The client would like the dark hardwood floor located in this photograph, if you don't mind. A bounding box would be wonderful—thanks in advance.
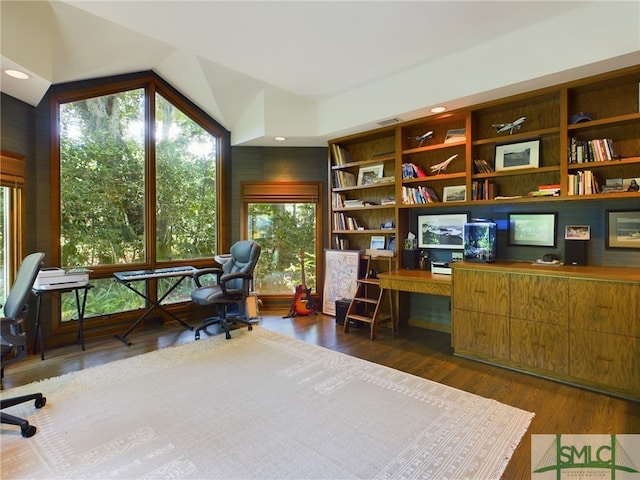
[3,311,639,479]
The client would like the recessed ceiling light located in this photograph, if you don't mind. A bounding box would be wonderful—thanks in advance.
[4,69,30,80]
[274,136,286,142]
[430,106,446,114]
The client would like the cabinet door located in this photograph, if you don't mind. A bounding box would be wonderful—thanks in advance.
[569,280,639,337]
[510,274,568,326]
[452,309,509,360]
[510,318,569,375]
[570,329,639,395]
[453,269,509,316]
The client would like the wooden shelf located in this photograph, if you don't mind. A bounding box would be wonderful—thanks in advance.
[329,65,640,263]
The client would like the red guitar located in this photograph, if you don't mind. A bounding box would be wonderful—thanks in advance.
[285,250,316,317]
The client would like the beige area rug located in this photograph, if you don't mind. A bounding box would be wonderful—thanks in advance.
[1,327,534,479]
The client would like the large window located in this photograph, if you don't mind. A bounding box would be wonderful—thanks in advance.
[242,182,321,298]
[54,75,226,322]
[0,152,25,301]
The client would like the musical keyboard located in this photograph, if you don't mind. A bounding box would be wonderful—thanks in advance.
[113,266,197,345]
[113,266,196,283]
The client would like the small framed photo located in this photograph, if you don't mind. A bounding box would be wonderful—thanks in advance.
[369,235,385,250]
[495,140,540,171]
[606,210,640,249]
[443,185,466,202]
[418,213,468,249]
[508,212,557,247]
[565,225,590,240]
[357,164,384,186]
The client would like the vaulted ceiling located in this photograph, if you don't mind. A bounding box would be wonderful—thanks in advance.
[1,1,639,146]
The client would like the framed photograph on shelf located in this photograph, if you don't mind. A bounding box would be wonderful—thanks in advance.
[565,225,590,240]
[508,212,557,247]
[495,140,540,171]
[357,164,384,186]
[369,235,385,250]
[606,210,640,249]
[443,185,466,202]
[418,213,468,249]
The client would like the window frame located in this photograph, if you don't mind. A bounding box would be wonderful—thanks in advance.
[240,181,323,304]
[48,72,229,335]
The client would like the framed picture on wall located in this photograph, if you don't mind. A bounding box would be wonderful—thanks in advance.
[606,210,640,249]
[508,212,557,247]
[418,213,468,249]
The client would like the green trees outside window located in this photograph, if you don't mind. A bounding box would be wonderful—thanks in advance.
[57,79,222,321]
[248,203,317,296]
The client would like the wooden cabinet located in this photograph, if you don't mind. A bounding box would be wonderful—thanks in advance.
[452,268,509,361]
[568,279,640,396]
[509,274,569,375]
[453,311,509,361]
[451,262,640,401]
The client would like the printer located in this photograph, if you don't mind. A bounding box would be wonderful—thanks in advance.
[34,268,89,290]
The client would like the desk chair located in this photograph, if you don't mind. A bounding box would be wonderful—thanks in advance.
[191,241,261,340]
[1,252,47,438]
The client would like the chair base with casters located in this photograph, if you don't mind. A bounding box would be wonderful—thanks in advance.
[1,393,47,438]
[194,301,254,340]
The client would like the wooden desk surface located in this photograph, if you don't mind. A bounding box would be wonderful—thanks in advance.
[377,269,452,296]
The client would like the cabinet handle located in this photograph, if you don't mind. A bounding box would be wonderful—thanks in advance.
[532,342,546,348]
[475,289,486,294]
[596,356,613,362]
[476,331,486,336]
[595,305,612,310]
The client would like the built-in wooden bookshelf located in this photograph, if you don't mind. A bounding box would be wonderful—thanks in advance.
[328,66,640,263]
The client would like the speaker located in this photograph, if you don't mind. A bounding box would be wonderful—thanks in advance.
[402,250,420,269]
[565,239,589,266]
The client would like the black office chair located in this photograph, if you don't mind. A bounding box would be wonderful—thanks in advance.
[1,252,46,438]
[191,241,261,340]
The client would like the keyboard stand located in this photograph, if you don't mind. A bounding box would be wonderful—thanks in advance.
[114,271,194,346]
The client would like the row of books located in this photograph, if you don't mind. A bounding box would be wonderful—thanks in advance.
[471,179,496,200]
[332,235,350,250]
[568,171,599,195]
[331,144,353,166]
[401,185,439,205]
[568,138,619,164]
[473,159,494,173]
[333,212,363,230]
[334,170,356,188]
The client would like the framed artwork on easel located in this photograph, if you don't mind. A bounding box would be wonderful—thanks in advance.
[322,249,361,316]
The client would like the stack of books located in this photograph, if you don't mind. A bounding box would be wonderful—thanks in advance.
[528,184,561,197]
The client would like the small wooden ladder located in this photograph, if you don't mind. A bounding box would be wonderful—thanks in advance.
[343,254,394,340]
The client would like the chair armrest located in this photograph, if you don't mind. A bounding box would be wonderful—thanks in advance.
[193,267,224,287]
[0,317,27,346]
[218,271,253,296]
